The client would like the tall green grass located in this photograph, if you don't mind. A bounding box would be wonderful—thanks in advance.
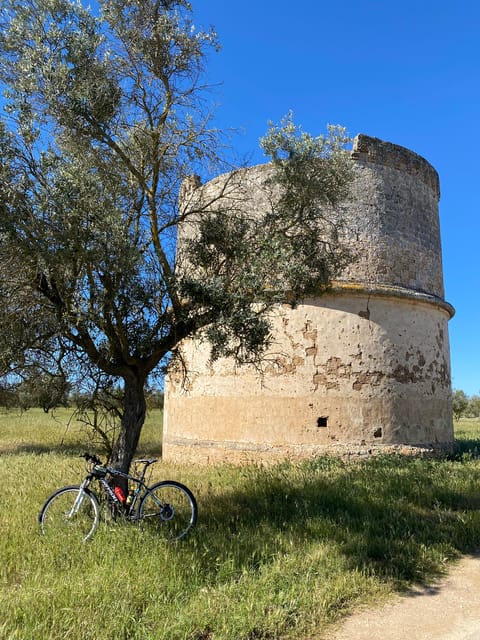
[1,410,480,639]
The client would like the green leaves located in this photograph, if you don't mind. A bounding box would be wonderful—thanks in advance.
[0,0,110,135]
[0,0,220,373]
[260,112,353,208]
[177,112,354,363]
[258,113,354,298]
[0,2,354,434]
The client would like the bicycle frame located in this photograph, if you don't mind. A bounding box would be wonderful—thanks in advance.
[39,453,198,542]
[85,459,157,517]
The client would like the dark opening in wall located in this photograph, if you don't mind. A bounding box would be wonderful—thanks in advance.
[317,416,328,428]
[373,427,382,438]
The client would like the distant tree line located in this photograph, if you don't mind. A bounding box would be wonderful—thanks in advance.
[0,374,164,459]
[452,389,480,421]
[0,377,164,414]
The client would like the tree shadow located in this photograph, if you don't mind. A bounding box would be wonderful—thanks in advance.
[0,442,87,457]
[190,456,480,591]
[454,436,480,458]
[0,441,161,458]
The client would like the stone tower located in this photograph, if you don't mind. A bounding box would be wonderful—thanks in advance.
[163,135,455,463]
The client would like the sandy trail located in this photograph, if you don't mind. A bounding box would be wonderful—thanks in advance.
[327,555,480,640]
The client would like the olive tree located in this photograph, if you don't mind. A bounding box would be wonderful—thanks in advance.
[452,389,469,422]
[468,395,480,418]
[0,0,353,474]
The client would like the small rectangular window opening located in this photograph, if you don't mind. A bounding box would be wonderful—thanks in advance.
[317,416,328,428]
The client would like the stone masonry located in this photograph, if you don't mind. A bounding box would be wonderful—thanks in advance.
[163,135,455,464]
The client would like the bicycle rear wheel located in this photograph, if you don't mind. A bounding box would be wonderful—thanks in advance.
[139,481,197,541]
[39,485,100,542]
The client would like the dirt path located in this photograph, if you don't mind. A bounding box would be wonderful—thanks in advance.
[327,555,480,640]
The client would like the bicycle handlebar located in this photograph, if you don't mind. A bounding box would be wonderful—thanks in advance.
[81,452,102,466]
[80,452,158,478]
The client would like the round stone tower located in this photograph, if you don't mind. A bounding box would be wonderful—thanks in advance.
[163,135,455,463]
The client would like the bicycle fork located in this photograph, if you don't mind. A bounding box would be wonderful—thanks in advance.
[68,480,91,518]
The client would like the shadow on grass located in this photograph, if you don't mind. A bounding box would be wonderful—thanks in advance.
[0,443,89,456]
[192,455,480,591]
[0,441,162,458]
[454,436,480,458]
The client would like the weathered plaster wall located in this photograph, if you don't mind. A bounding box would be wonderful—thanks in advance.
[163,135,455,463]
[340,136,444,297]
[163,292,453,463]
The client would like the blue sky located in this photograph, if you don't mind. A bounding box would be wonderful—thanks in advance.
[194,0,480,396]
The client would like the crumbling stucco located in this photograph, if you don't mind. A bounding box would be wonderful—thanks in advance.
[163,135,455,463]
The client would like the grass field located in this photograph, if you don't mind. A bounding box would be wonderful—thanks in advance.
[1,409,480,639]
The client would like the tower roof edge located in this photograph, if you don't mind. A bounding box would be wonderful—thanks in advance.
[351,134,440,199]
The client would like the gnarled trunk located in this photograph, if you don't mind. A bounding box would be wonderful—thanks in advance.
[110,372,147,480]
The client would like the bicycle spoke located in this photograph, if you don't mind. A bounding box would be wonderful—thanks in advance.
[39,487,99,542]
[139,482,197,541]
[38,455,196,546]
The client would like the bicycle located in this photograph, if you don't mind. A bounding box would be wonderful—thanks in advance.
[38,452,197,543]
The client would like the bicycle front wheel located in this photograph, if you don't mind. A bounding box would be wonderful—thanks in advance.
[139,481,197,541]
[39,485,100,542]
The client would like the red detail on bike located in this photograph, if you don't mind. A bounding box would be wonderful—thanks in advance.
[114,486,126,503]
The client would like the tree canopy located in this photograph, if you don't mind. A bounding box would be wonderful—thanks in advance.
[0,0,354,471]
[452,389,470,421]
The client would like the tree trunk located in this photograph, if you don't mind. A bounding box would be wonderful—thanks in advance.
[109,372,147,483]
